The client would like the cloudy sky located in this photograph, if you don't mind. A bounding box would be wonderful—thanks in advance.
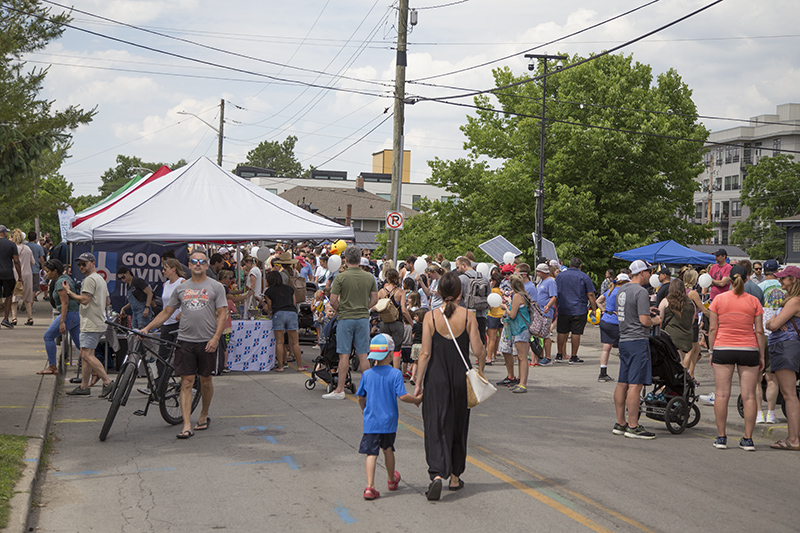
[28,0,800,196]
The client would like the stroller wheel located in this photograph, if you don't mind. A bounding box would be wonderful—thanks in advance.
[665,397,689,434]
[348,382,356,394]
[686,403,701,428]
[304,379,316,390]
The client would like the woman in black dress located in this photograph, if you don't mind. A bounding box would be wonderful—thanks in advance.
[414,270,485,500]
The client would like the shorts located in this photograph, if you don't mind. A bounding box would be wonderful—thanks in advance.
[358,432,396,455]
[618,339,652,385]
[486,316,502,330]
[557,313,587,336]
[711,348,759,367]
[380,320,404,352]
[272,310,299,331]
[768,340,800,373]
[692,321,699,343]
[0,278,14,298]
[336,318,370,355]
[411,344,421,361]
[499,329,528,355]
[401,347,412,364]
[599,320,620,347]
[173,340,218,377]
[80,331,104,350]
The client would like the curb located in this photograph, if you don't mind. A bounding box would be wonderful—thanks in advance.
[6,374,58,533]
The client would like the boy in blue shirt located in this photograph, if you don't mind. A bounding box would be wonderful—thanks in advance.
[357,334,421,500]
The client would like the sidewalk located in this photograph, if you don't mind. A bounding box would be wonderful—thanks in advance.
[1,300,62,533]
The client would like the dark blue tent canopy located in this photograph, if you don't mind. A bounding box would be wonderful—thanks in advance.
[613,240,716,266]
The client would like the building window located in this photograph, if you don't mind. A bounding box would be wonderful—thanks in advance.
[412,194,421,211]
[773,138,782,156]
[377,193,390,201]
[743,143,751,165]
[714,202,720,219]
[724,176,731,190]
[702,178,709,191]
[725,147,733,164]
[695,203,703,219]
[715,147,723,165]
[731,175,740,190]
[732,147,739,163]
[731,200,741,217]
[714,177,722,191]
[265,188,277,195]
[793,231,800,253]
[703,152,711,167]
[721,229,728,245]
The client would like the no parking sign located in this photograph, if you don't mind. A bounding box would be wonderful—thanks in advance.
[386,211,404,230]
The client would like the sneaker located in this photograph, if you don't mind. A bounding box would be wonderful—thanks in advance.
[1,318,13,328]
[539,358,553,366]
[624,424,656,440]
[612,423,627,435]
[554,354,564,363]
[598,374,615,382]
[755,411,765,424]
[766,411,777,424]
[66,386,90,396]
[507,377,520,387]
[739,437,755,451]
[496,376,516,386]
[322,391,346,400]
[568,356,584,365]
[511,385,527,393]
[699,392,715,406]
[99,380,115,399]
[713,436,727,449]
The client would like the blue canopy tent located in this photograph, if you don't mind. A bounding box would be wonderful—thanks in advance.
[613,240,716,266]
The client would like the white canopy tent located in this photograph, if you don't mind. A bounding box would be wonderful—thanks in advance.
[67,157,354,243]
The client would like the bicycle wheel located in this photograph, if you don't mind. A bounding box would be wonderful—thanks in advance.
[159,374,202,426]
[99,363,136,441]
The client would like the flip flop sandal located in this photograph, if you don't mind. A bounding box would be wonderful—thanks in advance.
[363,487,380,500]
[194,418,211,431]
[449,479,465,491]
[770,439,800,451]
[388,471,401,491]
[25,319,34,326]
[425,478,442,501]
[176,430,194,439]
[37,366,58,375]
[297,366,309,372]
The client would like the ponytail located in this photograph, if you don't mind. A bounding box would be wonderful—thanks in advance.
[438,271,462,318]
[730,272,745,295]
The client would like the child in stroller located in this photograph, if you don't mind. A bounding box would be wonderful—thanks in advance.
[304,315,357,394]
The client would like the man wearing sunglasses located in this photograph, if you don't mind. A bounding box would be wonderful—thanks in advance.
[141,250,228,439]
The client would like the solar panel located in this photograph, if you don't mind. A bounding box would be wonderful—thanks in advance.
[531,233,559,264]
[478,235,522,263]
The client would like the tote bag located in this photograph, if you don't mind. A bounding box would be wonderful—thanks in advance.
[439,308,496,408]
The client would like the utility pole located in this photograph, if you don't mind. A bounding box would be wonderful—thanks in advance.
[387,0,409,264]
[525,54,566,265]
[217,99,225,166]
[706,152,715,244]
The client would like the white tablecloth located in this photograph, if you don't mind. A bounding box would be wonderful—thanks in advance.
[227,320,276,372]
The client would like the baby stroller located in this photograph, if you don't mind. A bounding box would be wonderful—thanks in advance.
[640,328,701,434]
[304,318,356,394]
[297,282,318,345]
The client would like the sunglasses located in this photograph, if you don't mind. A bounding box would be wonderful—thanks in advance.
[77,262,88,267]
[190,258,208,265]
[754,268,762,271]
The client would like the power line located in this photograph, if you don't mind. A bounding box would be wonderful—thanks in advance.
[415,0,469,9]
[416,0,724,102]
[408,0,660,82]
[299,112,393,163]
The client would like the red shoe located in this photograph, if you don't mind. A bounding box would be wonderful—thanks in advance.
[388,471,401,491]
[363,487,380,500]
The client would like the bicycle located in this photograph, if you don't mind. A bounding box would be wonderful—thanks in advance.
[99,320,202,441]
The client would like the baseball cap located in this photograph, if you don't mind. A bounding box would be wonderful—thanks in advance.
[775,265,800,279]
[713,248,727,257]
[657,267,670,275]
[500,264,515,274]
[629,259,651,275]
[368,334,395,360]
[219,247,229,254]
[0,224,8,233]
[77,252,96,263]
[616,273,631,282]
[763,259,780,273]
[549,259,559,267]
[730,264,747,280]
[536,263,549,273]
[360,257,370,266]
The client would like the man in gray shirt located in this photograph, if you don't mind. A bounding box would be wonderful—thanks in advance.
[613,259,661,440]
[142,250,227,439]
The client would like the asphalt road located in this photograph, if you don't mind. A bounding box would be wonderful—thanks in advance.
[31,336,798,533]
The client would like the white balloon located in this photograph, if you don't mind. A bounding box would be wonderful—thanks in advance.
[379,270,385,282]
[414,257,428,275]
[503,252,515,265]
[232,250,243,262]
[649,274,661,288]
[327,254,341,273]
[698,273,713,289]
[487,292,502,308]
[250,246,259,257]
[256,247,270,262]
[476,263,491,277]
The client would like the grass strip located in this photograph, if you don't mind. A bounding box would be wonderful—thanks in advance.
[0,435,28,529]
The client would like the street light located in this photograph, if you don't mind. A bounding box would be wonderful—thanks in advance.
[177,99,225,166]
[525,54,566,265]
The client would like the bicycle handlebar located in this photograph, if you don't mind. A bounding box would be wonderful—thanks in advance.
[105,319,180,349]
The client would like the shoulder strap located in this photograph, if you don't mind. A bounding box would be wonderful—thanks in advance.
[440,308,470,372]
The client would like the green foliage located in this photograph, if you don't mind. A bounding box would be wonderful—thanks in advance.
[730,154,800,259]
[243,135,305,177]
[397,53,711,277]
[0,434,27,529]
[0,0,95,192]
[98,154,187,197]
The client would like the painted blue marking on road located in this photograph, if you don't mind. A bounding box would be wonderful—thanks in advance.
[24,458,38,463]
[239,425,284,444]
[333,500,357,524]
[282,455,299,471]
[224,455,299,470]
[54,471,101,476]
[263,436,277,444]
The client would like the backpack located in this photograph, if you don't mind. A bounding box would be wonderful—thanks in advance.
[289,275,307,306]
[375,288,401,323]
[462,271,490,311]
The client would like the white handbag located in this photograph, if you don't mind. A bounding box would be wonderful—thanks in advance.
[439,308,497,408]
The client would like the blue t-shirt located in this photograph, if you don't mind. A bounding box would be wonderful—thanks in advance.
[601,287,620,325]
[536,277,557,319]
[524,280,537,303]
[555,268,596,316]
[356,365,407,434]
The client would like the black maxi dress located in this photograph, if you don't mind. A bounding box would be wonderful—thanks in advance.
[422,310,471,481]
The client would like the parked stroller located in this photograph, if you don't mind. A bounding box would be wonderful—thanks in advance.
[297,282,319,345]
[304,318,357,394]
[640,328,701,434]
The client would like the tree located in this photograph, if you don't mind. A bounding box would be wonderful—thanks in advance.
[243,136,305,177]
[98,154,187,197]
[396,53,711,276]
[730,154,800,259]
[0,0,95,192]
